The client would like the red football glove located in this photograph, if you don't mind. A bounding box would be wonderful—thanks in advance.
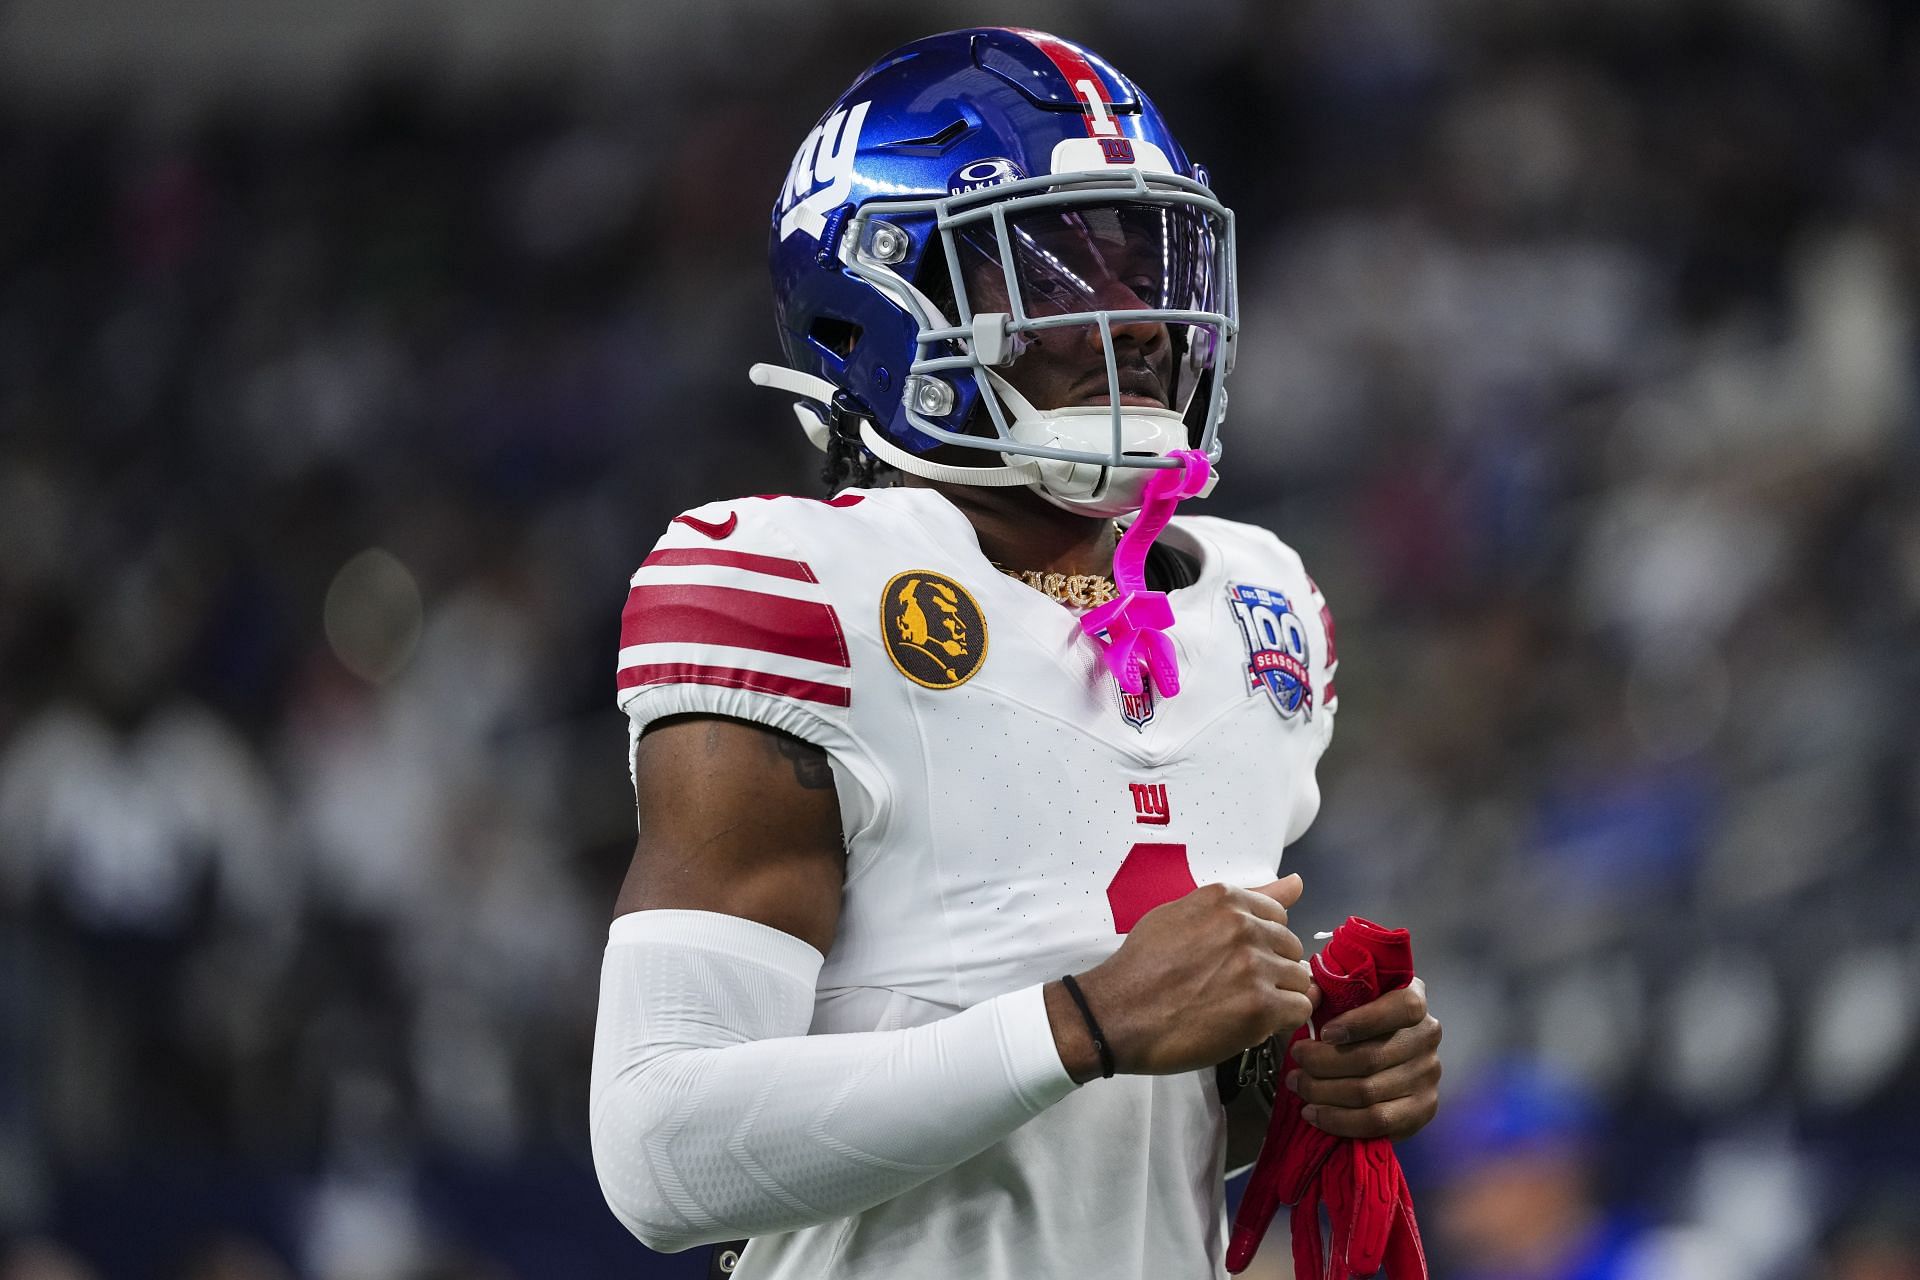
[1225,917,1428,1280]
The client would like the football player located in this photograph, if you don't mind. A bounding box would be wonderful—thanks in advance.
[591,28,1441,1278]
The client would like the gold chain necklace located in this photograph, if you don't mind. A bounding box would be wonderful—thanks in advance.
[997,567,1120,607]
[994,521,1124,608]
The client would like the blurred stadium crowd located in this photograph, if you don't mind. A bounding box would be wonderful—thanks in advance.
[2,1,1918,1277]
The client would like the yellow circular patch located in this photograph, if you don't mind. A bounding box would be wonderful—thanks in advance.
[880,571,988,690]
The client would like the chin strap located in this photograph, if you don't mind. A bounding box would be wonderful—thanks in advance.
[857,421,1042,487]
[748,362,1043,487]
[1078,450,1212,698]
[747,363,837,451]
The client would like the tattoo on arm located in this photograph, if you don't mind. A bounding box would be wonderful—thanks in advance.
[638,714,836,792]
[772,732,835,790]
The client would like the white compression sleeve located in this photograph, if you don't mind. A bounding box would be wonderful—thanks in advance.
[588,909,1078,1253]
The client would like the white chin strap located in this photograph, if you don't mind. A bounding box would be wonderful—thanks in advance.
[746,362,1217,510]
[747,363,838,452]
[859,421,1043,487]
[749,362,1042,486]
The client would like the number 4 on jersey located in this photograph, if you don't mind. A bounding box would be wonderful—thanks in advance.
[1108,841,1195,933]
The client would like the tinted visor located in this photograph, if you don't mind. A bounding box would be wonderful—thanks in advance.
[952,200,1225,325]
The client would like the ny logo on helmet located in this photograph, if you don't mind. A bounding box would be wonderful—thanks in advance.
[779,101,871,242]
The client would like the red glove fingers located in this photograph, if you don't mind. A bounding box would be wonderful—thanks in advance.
[1225,917,1429,1280]
[1226,1026,1336,1272]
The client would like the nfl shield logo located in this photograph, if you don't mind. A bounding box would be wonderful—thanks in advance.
[1115,675,1156,731]
[1227,582,1314,721]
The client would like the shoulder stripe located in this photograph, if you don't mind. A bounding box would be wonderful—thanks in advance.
[641,547,818,583]
[617,662,851,708]
[617,641,848,689]
[1307,575,1338,709]
[621,584,849,668]
[746,493,865,507]
[631,562,825,598]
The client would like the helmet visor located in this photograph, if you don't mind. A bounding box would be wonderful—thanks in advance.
[954,200,1224,322]
[939,196,1231,418]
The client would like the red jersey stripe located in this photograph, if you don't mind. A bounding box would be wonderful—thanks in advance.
[641,547,819,583]
[621,584,849,668]
[747,493,865,507]
[617,662,851,708]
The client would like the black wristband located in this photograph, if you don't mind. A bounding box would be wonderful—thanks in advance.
[1060,973,1115,1080]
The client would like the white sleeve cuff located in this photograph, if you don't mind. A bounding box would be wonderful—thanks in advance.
[608,907,826,970]
[990,980,1077,1111]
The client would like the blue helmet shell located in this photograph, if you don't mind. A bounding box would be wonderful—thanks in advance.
[768,28,1234,462]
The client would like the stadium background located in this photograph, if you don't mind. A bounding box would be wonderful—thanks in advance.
[2,0,1917,1276]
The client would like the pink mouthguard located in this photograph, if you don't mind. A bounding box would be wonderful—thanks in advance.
[1079,449,1213,698]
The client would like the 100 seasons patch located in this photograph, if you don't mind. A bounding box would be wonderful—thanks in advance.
[880,571,988,690]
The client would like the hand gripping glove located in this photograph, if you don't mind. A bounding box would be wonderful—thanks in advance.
[1225,917,1428,1280]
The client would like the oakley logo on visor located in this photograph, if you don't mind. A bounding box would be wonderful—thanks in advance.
[949,157,1026,195]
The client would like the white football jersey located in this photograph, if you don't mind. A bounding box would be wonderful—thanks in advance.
[615,485,1338,1279]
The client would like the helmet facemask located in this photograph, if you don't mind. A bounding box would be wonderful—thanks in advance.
[842,168,1237,515]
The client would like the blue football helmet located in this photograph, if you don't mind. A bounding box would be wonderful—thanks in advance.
[751,27,1237,515]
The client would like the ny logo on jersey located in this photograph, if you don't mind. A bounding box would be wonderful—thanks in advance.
[1129,782,1170,826]
[779,100,870,242]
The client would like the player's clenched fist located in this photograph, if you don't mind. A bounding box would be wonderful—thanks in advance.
[1047,875,1317,1083]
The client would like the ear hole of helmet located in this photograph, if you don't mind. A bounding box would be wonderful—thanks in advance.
[808,315,863,360]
